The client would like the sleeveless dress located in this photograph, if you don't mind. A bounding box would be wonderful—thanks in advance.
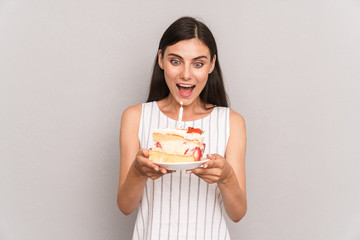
[133,101,231,240]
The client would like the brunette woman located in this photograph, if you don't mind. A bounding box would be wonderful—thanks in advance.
[117,16,247,240]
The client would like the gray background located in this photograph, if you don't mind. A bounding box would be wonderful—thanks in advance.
[1,0,359,239]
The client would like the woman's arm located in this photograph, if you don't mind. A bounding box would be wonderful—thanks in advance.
[117,104,170,215]
[190,109,247,222]
[219,110,247,221]
[117,104,145,215]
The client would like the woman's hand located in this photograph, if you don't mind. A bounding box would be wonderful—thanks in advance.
[189,154,233,184]
[133,149,173,180]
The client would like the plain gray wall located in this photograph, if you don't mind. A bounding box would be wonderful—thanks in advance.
[1,0,359,239]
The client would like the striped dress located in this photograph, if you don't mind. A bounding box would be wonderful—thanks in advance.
[133,101,230,240]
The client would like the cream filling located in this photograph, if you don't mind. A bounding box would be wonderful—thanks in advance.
[154,128,203,142]
[151,140,202,155]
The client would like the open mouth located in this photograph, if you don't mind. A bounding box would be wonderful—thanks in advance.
[176,84,195,98]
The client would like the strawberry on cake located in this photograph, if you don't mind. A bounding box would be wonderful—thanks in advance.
[149,127,206,163]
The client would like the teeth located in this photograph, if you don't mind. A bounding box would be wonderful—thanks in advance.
[178,84,194,88]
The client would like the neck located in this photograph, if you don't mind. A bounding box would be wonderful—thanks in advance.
[165,95,202,110]
[158,95,211,122]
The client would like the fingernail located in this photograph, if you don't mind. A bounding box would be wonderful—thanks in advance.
[161,169,166,174]
[154,167,159,171]
[203,164,208,169]
[186,170,191,174]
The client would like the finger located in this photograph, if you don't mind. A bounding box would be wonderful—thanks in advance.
[152,165,160,172]
[149,173,164,180]
[201,160,217,169]
[145,167,166,178]
[149,169,174,178]
[137,154,160,172]
[206,157,226,169]
[192,168,223,179]
[159,167,177,174]
[192,169,219,182]
[159,166,168,174]
[194,174,216,184]
[141,148,149,157]
[206,153,223,161]
[202,161,210,169]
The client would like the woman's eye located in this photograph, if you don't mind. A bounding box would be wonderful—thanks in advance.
[194,62,203,68]
[171,60,180,65]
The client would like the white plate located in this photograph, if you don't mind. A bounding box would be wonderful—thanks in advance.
[154,158,210,171]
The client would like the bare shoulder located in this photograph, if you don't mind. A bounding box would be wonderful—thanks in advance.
[226,109,246,168]
[119,104,143,188]
[122,104,142,120]
[229,109,246,133]
[121,103,142,136]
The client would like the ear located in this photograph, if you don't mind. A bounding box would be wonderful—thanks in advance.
[158,50,164,70]
[209,54,216,74]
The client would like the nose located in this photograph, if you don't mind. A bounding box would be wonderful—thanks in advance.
[180,65,192,80]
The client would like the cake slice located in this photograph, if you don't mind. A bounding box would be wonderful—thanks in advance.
[149,127,206,163]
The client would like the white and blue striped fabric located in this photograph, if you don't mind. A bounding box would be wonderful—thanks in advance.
[133,101,230,240]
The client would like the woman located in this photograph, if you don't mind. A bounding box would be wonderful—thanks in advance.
[117,16,247,240]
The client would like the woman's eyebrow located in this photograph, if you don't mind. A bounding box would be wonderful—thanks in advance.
[193,56,208,60]
[168,53,183,59]
[168,53,208,60]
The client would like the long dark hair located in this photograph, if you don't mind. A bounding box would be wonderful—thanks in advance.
[147,16,229,107]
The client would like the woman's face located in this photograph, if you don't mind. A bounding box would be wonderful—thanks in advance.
[158,38,216,106]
